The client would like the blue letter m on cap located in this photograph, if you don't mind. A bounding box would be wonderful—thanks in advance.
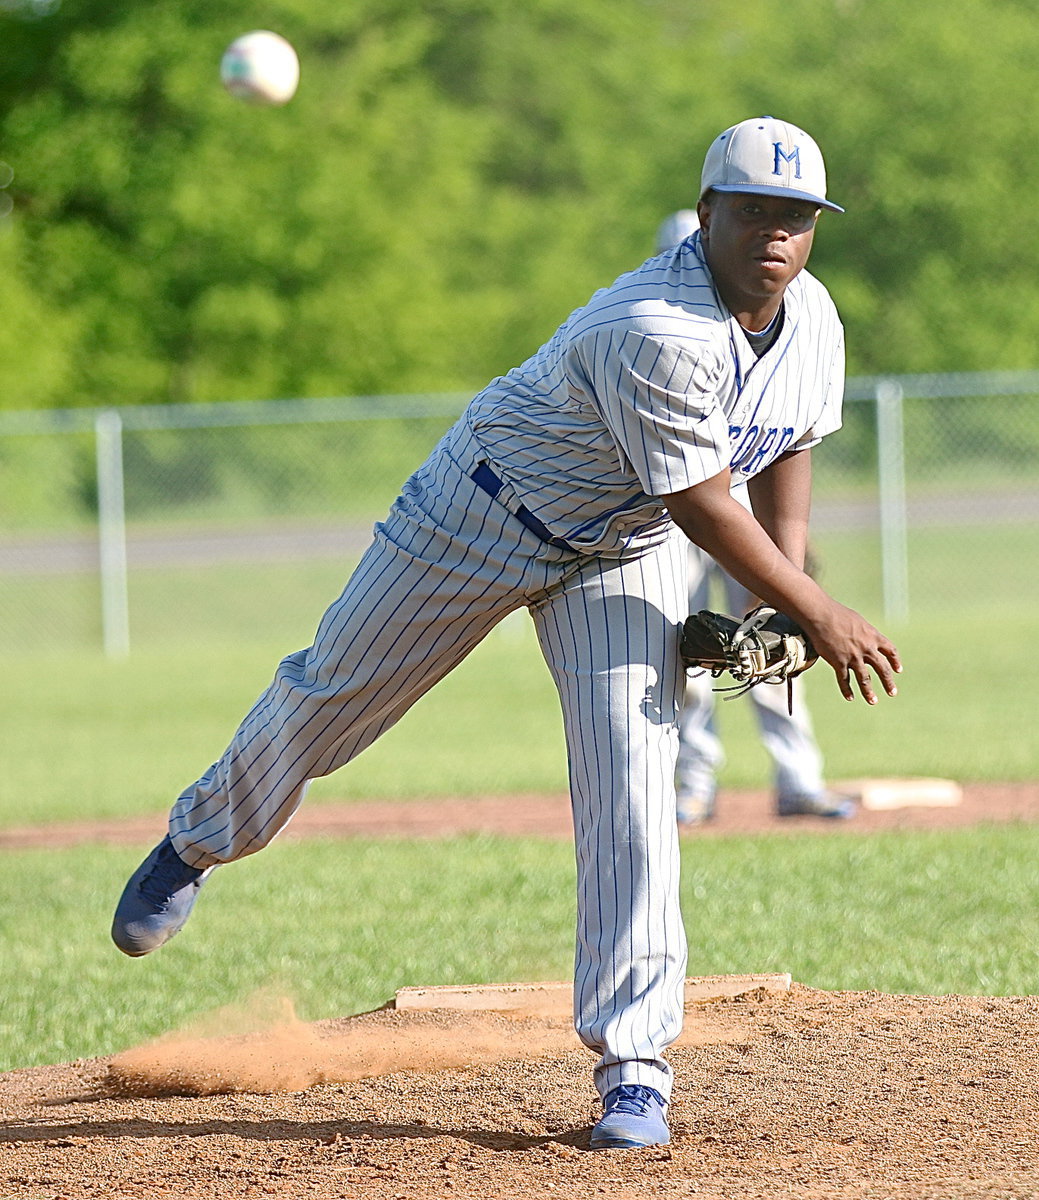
[772,142,802,179]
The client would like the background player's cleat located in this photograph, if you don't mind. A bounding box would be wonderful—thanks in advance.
[777,790,856,819]
[676,785,716,826]
[111,836,213,957]
[590,1084,670,1149]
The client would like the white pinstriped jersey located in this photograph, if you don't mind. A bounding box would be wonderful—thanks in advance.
[466,229,844,555]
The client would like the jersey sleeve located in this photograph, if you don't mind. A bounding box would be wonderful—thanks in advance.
[573,328,732,496]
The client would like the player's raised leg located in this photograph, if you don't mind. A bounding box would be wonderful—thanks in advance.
[112,437,554,956]
[530,530,688,1147]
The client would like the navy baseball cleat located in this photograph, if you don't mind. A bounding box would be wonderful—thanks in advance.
[111,836,213,957]
[777,790,856,819]
[590,1084,670,1149]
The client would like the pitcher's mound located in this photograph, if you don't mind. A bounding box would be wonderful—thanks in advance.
[4,982,1039,1198]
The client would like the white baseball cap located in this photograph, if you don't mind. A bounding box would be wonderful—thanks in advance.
[655,209,700,252]
[700,116,844,214]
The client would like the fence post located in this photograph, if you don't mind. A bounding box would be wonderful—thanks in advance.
[875,380,909,622]
[95,409,130,657]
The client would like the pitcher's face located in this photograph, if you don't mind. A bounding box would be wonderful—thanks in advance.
[697,191,819,324]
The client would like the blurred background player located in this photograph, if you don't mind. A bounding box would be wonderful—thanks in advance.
[655,209,855,826]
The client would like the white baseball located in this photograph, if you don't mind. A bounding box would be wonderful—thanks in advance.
[220,31,300,106]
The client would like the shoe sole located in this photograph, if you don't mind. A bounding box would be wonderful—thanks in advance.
[590,1134,670,1149]
[111,918,190,957]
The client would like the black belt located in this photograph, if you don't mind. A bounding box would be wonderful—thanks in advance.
[471,463,574,551]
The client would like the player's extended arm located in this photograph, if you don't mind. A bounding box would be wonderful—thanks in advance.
[745,447,812,571]
[663,462,902,704]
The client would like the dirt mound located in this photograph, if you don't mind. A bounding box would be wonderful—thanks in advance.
[3,984,1039,1199]
[102,1001,580,1099]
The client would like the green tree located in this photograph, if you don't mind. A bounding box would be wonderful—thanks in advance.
[3,0,1039,410]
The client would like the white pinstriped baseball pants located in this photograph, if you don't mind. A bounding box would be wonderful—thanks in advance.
[169,420,689,1100]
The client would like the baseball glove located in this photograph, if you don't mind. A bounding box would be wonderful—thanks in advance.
[679,605,818,709]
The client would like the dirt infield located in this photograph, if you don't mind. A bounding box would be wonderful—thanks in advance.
[2,783,1038,1198]
[1,780,1036,849]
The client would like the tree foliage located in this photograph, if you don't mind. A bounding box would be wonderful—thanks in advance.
[1,0,1038,410]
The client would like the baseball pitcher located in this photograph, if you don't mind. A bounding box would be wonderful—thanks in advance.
[112,116,900,1151]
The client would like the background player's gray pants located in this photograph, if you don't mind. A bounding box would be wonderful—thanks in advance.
[676,517,825,803]
[168,420,689,1101]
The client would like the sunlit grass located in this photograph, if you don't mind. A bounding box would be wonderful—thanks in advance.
[2,825,1037,1071]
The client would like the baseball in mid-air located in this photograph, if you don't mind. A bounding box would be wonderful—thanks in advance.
[220,31,300,106]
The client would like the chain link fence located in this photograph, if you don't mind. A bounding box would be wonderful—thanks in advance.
[2,374,1037,656]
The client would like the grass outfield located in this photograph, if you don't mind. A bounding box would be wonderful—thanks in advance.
[2,825,1038,1072]
[1,603,1036,829]
[1,519,1035,825]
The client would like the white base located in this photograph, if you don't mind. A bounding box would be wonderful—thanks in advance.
[840,777,963,811]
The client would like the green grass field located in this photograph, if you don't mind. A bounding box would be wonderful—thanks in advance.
[2,825,1038,1072]
[1,599,1036,829]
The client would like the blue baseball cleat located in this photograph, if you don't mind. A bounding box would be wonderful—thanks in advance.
[111,836,213,957]
[590,1084,670,1149]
